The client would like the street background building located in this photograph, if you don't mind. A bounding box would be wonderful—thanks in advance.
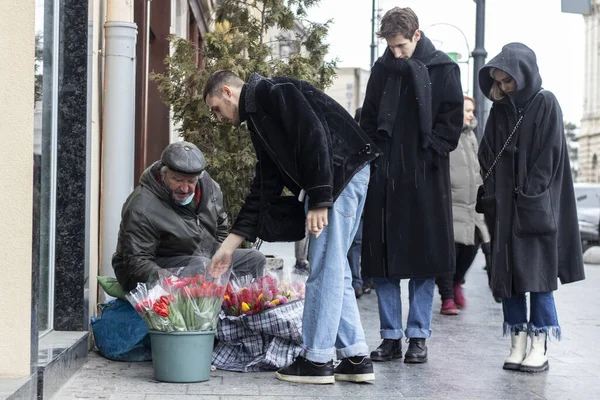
[578,0,600,182]
[325,67,370,116]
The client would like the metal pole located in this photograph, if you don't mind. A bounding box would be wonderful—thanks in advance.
[370,0,376,67]
[472,0,487,140]
[100,5,137,282]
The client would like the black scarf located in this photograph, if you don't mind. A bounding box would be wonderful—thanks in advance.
[376,32,455,149]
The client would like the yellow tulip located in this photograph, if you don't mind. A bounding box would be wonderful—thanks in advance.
[241,302,251,312]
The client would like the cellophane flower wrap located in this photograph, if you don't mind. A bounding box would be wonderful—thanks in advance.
[164,274,226,331]
[126,282,186,332]
[126,267,229,332]
[222,271,306,317]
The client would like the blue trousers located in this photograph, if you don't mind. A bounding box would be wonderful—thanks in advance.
[502,292,561,340]
[302,165,370,362]
[374,277,435,339]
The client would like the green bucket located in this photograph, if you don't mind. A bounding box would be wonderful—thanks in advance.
[149,330,215,383]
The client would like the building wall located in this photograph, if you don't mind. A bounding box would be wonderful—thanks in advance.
[326,67,370,116]
[579,128,600,182]
[579,0,600,182]
[0,2,35,377]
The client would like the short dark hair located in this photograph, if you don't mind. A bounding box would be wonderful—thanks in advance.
[203,70,244,102]
[376,7,419,40]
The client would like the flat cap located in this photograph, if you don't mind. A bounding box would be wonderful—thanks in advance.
[160,141,206,175]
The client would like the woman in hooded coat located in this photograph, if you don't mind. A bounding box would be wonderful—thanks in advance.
[477,43,585,373]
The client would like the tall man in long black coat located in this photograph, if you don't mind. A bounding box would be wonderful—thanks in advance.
[360,7,463,363]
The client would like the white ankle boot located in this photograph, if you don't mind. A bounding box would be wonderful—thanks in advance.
[503,331,528,370]
[520,332,549,373]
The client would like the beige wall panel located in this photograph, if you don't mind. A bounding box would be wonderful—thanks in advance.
[0,1,35,377]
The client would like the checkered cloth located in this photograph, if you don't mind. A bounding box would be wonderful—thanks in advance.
[212,299,304,372]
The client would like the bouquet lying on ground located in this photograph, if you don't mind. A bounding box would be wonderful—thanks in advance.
[222,272,306,316]
[126,272,227,332]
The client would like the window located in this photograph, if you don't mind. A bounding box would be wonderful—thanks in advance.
[34,0,59,335]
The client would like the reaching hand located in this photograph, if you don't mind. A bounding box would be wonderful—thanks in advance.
[208,233,244,278]
[209,247,233,278]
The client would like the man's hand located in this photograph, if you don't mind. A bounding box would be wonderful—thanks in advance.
[208,233,244,278]
[307,208,328,238]
[209,247,234,278]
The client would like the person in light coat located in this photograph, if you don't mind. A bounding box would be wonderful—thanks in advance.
[436,96,491,315]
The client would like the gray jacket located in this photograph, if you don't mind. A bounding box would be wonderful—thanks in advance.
[450,117,490,245]
[112,161,228,291]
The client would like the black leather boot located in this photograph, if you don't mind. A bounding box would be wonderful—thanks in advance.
[404,338,427,363]
[370,339,402,362]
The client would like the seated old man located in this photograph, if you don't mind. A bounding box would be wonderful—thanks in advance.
[112,141,265,291]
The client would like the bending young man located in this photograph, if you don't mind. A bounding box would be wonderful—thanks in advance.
[204,71,379,384]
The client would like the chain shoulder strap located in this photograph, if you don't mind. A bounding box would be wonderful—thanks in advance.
[482,114,524,182]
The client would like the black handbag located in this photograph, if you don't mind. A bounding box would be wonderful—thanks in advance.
[257,195,306,242]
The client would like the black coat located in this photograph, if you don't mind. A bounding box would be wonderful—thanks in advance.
[478,43,585,298]
[360,34,464,279]
[231,73,380,242]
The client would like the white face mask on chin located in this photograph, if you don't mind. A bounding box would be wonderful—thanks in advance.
[178,192,195,206]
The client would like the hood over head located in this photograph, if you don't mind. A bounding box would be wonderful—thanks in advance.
[479,43,542,106]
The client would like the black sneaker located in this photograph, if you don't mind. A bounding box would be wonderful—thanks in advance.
[362,279,373,294]
[334,356,375,382]
[275,356,334,384]
[293,261,310,276]
[404,338,427,363]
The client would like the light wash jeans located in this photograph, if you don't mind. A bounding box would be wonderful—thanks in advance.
[374,277,435,339]
[302,164,370,363]
[502,292,561,340]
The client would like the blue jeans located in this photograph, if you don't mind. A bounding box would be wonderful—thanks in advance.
[374,277,435,339]
[302,165,370,363]
[502,292,561,340]
[348,216,364,289]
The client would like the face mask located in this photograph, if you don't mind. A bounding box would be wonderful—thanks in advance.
[178,192,195,206]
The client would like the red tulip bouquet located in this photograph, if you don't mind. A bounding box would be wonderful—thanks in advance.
[222,272,306,317]
[126,271,228,332]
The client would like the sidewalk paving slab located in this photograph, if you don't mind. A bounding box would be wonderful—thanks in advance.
[53,249,600,400]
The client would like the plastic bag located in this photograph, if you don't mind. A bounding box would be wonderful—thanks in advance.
[213,299,304,372]
[91,299,152,362]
